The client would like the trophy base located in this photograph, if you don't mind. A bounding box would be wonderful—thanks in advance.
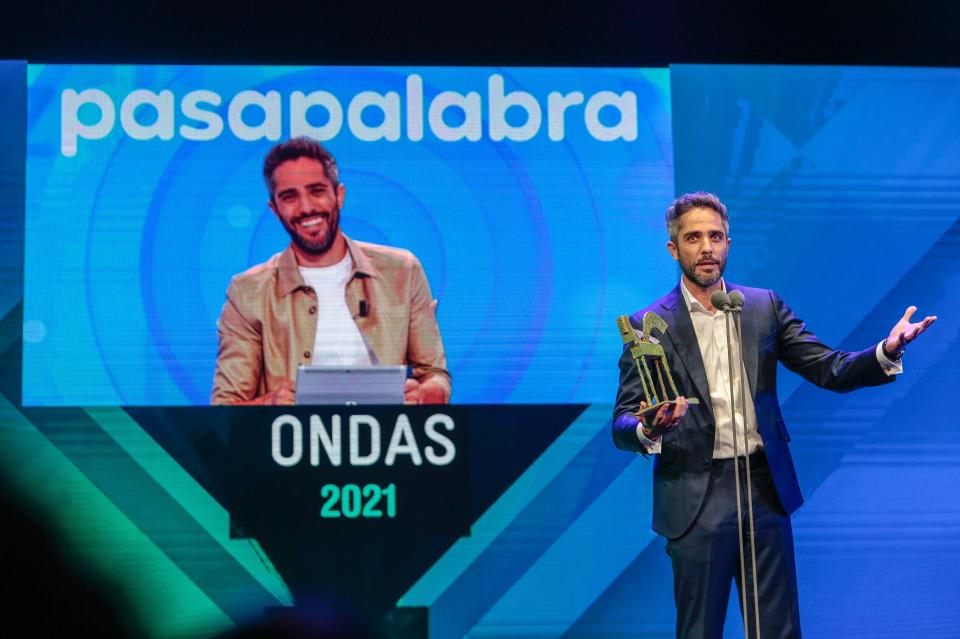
[635,397,700,419]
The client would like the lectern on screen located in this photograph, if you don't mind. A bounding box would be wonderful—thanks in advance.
[294,365,406,405]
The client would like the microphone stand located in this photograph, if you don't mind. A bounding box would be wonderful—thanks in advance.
[730,293,761,639]
[713,290,761,639]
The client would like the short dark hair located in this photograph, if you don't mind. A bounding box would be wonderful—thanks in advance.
[262,137,340,197]
[665,191,729,242]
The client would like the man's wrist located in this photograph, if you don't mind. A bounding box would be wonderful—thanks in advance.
[417,377,449,404]
[882,337,904,360]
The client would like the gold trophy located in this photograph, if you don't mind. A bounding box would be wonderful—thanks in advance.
[617,312,699,418]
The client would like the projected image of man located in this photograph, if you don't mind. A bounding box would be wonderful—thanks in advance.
[212,137,451,405]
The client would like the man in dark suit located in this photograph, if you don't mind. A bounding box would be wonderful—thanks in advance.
[613,192,936,639]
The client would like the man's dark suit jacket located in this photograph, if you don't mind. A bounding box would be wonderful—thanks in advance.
[613,283,893,540]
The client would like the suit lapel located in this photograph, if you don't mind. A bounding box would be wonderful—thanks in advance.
[728,283,759,399]
[658,287,714,422]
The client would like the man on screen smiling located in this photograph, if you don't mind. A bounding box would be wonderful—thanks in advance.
[211,137,451,405]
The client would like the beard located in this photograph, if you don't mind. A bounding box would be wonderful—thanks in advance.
[679,253,726,288]
[282,207,340,256]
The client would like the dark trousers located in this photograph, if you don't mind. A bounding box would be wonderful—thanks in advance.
[666,452,802,639]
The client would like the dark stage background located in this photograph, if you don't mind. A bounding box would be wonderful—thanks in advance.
[3,1,960,69]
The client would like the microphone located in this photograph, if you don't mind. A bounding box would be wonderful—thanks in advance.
[710,289,732,312]
[728,290,745,311]
[359,300,368,317]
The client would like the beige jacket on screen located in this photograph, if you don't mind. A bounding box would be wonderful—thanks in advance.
[211,236,451,404]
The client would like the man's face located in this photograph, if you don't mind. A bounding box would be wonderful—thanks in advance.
[268,156,346,256]
[667,206,730,289]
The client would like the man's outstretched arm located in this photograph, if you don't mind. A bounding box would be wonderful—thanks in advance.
[775,291,937,391]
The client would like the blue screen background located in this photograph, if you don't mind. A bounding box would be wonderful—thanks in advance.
[23,65,674,405]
